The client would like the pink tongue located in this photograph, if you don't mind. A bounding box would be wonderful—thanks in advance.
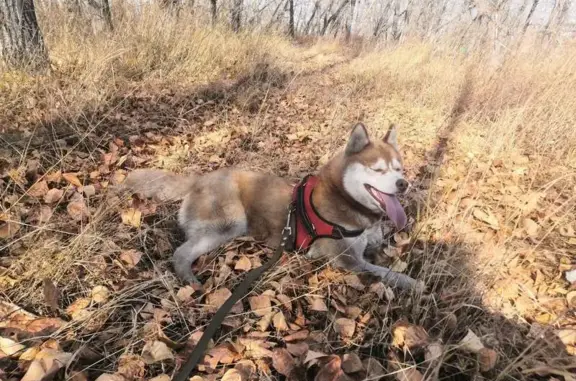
[376,192,407,230]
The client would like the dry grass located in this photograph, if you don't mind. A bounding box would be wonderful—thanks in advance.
[1,4,575,381]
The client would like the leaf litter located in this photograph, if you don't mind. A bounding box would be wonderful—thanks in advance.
[0,48,575,381]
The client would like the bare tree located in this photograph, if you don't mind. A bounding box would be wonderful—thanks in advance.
[321,0,349,36]
[231,0,242,32]
[288,0,295,37]
[522,0,539,35]
[86,0,114,31]
[210,0,217,25]
[0,0,48,70]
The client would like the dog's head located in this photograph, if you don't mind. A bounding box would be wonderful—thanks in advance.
[341,123,409,229]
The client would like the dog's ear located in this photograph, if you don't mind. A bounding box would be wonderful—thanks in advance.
[384,124,399,151]
[346,123,370,155]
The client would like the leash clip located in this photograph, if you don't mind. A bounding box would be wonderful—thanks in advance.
[281,206,293,246]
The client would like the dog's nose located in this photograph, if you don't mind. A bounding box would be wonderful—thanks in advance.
[396,179,409,193]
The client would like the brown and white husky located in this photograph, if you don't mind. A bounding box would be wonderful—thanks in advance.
[123,123,422,290]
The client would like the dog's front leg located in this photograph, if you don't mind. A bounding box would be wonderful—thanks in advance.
[336,236,423,291]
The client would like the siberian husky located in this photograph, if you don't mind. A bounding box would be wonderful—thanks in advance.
[123,123,422,290]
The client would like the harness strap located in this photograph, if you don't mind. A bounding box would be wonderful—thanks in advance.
[293,175,364,251]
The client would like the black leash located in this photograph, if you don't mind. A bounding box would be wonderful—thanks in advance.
[173,207,294,381]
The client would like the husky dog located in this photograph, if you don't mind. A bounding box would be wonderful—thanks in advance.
[123,123,422,290]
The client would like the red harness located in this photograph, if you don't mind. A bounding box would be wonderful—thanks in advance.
[288,175,364,252]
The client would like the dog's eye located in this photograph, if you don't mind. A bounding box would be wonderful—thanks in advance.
[371,168,387,173]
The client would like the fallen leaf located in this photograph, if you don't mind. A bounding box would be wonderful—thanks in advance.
[249,295,272,317]
[309,297,328,312]
[333,318,355,338]
[0,301,64,336]
[222,369,244,381]
[344,274,364,290]
[286,342,309,356]
[234,359,257,379]
[341,353,363,373]
[272,348,295,376]
[273,311,289,331]
[473,208,500,229]
[44,188,63,204]
[0,213,20,239]
[63,173,83,187]
[80,185,96,197]
[392,321,429,350]
[43,278,59,312]
[67,193,90,221]
[555,329,576,345]
[91,285,110,304]
[257,312,274,331]
[314,355,345,381]
[141,341,173,364]
[237,338,273,359]
[206,288,232,312]
[119,250,143,269]
[276,294,293,311]
[0,337,26,357]
[390,259,408,273]
[44,171,62,183]
[176,286,196,303]
[117,354,146,379]
[28,181,49,197]
[66,297,92,321]
[284,330,309,342]
[235,255,252,271]
[121,208,141,228]
[21,348,73,381]
[522,218,540,237]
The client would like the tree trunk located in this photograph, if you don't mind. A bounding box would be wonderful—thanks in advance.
[210,0,217,25]
[288,0,295,37]
[86,0,114,31]
[0,0,48,70]
[231,0,242,32]
[522,0,539,35]
[346,0,356,42]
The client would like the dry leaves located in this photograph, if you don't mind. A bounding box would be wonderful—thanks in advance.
[206,288,232,312]
[473,208,499,229]
[67,193,90,221]
[44,188,63,204]
[272,348,295,376]
[333,318,355,338]
[63,173,83,187]
[249,295,272,316]
[0,213,20,239]
[119,250,143,269]
[21,348,72,381]
[392,321,429,351]
[121,208,142,228]
[235,255,252,271]
[141,341,174,364]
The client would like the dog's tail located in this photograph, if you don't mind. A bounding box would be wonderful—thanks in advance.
[122,169,195,202]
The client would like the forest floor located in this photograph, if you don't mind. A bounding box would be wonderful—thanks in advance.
[1,35,576,381]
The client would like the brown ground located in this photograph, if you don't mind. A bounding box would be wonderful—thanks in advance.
[1,33,575,381]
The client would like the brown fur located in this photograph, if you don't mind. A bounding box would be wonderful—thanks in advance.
[122,124,423,290]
